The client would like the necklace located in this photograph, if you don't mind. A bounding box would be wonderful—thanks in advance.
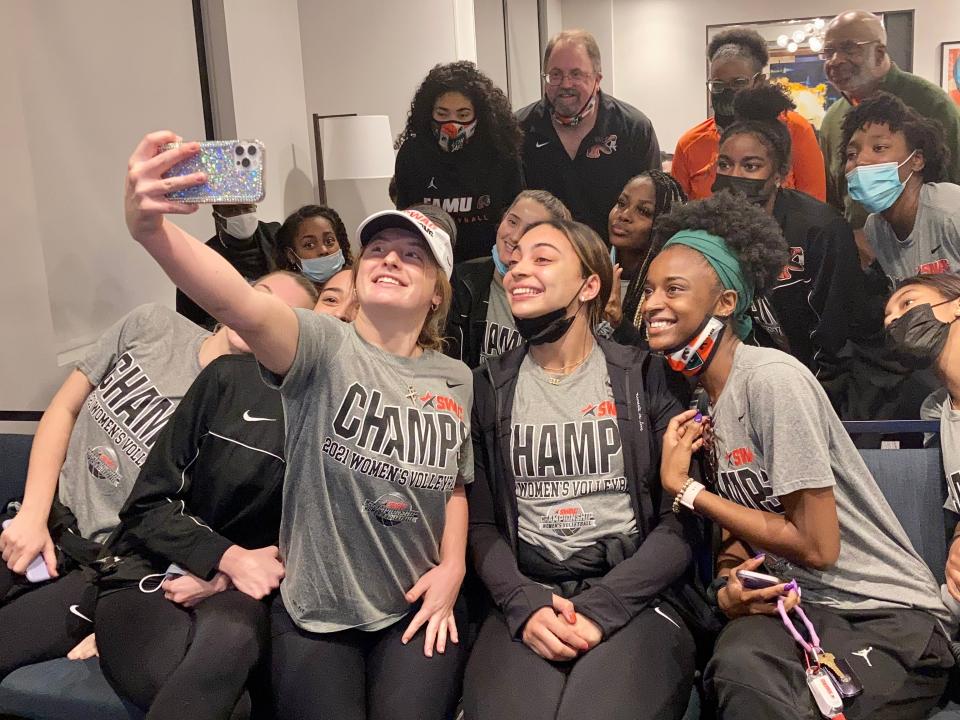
[529,346,592,385]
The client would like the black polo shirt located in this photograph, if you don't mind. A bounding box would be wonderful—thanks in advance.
[516,91,661,238]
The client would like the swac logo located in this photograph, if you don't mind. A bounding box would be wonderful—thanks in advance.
[86,446,122,487]
[419,392,464,420]
[726,447,755,467]
[917,258,952,275]
[580,400,616,418]
[362,493,421,527]
[540,502,596,537]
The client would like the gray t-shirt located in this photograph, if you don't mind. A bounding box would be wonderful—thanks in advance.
[922,388,960,514]
[511,344,635,561]
[711,344,953,629]
[59,303,209,543]
[267,310,473,633]
[480,276,520,364]
[865,182,960,284]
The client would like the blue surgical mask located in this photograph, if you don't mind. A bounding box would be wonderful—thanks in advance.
[846,151,916,213]
[491,244,509,277]
[297,249,344,284]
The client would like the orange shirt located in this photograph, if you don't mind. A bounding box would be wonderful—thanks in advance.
[671,111,826,201]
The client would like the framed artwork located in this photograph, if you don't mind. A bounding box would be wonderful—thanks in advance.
[942,41,960,106]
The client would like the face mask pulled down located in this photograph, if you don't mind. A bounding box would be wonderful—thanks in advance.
[663,314,727,377]
[513,280,586,345]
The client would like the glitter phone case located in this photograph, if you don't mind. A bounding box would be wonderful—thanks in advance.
[161,140,265,204]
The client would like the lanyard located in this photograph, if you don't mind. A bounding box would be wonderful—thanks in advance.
[778,594,847,720]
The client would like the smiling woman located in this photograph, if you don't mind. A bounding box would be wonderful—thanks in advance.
[122,132,474,720]
[464,217,698,720]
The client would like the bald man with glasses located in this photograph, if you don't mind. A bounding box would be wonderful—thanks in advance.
[819,10,960,242]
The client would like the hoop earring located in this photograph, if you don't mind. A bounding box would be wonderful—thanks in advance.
[430,303,439,312]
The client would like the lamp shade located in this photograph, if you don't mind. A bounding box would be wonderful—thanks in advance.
[320,115,395,180]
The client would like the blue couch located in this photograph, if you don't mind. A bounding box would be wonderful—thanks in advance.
[0,428,958,719]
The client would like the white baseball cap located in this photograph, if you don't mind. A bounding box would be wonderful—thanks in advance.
[356,209,454,279]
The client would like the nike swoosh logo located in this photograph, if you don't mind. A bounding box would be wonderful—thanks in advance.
[535,140,550,148]
[69,604,92,623]
[654,606,680,629]
[243,410,276,422]
[446,381,464,389]
[932,245,942,253]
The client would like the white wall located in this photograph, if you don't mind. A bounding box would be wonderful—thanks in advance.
[561,0,615,93]
[1,0,209,413]
[611,0,960,152]
[297,0,463,240]
[222,0,317,222]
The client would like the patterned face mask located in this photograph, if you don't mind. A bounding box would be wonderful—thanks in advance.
[431,118,478,153]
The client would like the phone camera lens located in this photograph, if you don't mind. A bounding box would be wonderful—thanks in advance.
[241,158,251,168]
[247,145,257,156]
[235,146,245,156]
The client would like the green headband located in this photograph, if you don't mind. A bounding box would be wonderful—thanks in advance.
[662,229,754,340]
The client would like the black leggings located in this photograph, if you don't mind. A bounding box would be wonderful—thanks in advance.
[270,594,468,720]
[703,605,953,720]
[463,604,696,720]
[0,566,93,680]
[95,586,269,720]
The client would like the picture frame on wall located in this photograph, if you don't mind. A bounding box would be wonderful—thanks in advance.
[942,41,960,106]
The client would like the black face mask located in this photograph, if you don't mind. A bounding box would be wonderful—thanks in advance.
[712,89,736,129]
[885,298,958,369]
[712,174,776,206]
[513,282,585,345]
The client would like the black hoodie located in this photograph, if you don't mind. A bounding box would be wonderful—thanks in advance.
[469,338,695,638]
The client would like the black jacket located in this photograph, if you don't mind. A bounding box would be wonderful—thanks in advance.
[96,355,285,590]
[176,221,280,330]
[469,339,694,638]
[763,189,866,375]
[516,91,660,238]
[395,134,523,263]
[447,256,496,369]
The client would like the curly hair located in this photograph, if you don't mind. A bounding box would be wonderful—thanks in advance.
[395,61,522,165]
[274,205,353,272]
[840,92,950,183]
[719,84,796,178]
[621,170,688,327]
[708,26,769,72]
[652,191,788,297]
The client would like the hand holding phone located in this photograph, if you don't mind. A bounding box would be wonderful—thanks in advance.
[736,569,782,590]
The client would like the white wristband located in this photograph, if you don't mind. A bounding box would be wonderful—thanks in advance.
[679,480,705,511]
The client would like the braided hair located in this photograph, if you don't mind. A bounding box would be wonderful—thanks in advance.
[620,170,688,328]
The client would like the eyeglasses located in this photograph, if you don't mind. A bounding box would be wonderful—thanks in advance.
[818,39,880,60]
[706,73,761,94]
[542,69,594,86]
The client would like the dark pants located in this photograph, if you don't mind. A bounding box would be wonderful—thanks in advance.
[269,594,468,720]
[463,604,696,720]
[704,605,954,720]
[96,586,269,720]
[0,566,93,680]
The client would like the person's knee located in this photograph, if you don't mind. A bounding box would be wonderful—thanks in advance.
[706,615,779,682]
[200,594,268,669]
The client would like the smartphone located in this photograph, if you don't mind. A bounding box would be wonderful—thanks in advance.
[736,569,782,589]
[161,139,265,204]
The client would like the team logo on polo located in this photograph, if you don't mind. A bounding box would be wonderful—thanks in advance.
[86,446,121,487]
[363,493,421,526]
[586,134,617,158]
[539,502,596,536]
